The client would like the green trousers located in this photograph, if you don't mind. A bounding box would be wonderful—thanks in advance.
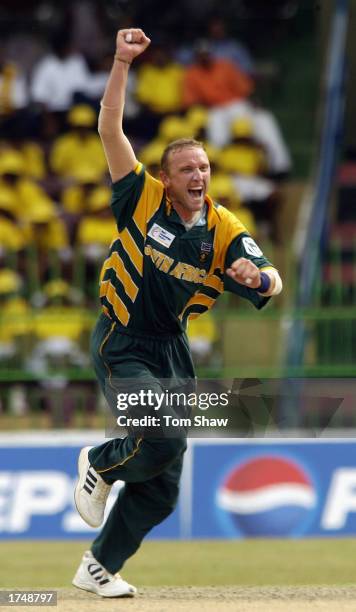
[88,313,195,573]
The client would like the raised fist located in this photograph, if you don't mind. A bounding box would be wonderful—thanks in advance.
[226,257,261,289]
[116,29,151,63]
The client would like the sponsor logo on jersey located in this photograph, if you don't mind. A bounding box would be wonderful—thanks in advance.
[216,455,316,536]
[148,223,176,248]
[242,237,263,257]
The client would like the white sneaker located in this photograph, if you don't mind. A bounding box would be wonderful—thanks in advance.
[72,550,137,597]
[74,446,112,528]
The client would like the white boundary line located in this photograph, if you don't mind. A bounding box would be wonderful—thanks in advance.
[0,431,356,446]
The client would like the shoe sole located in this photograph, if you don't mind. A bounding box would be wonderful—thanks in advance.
[74,446,101,528]
[72,578,136,598]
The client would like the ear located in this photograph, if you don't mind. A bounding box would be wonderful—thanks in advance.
[159,169,170,188]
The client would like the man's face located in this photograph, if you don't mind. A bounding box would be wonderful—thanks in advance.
[159,147,210,219]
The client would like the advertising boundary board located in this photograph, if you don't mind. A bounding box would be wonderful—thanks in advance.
[1,434,356,539]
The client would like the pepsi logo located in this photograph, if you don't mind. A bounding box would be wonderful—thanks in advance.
[216,455,317,536]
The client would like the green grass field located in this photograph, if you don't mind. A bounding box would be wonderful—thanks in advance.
[1,539,356,589]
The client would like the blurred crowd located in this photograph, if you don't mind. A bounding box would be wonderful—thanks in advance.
[0,2,292,415]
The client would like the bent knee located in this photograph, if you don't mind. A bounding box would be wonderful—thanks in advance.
[140,437,186,477]
[158,437,187,463]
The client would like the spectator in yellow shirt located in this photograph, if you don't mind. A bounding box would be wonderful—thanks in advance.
[50,104,107,180]
[0,149,57,223]
[136,43,184,138]
[0,270,31,365]
[76,185,116,296]
[0,189,29,258]
[76,185,116,258]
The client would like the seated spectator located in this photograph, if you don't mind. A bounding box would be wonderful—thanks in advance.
[76,186,116,261]
[0,149,57,223]
[30,280,90,342]
[183,41,291,175]
[158,115,193,143]
[21,141,46,181]
[205,16,255,75]
[0,48,30,140]
[27,279,92,425]
[60,166,104,215]
[30,31,93,137]
[223,117,276,203]
[183,39,253,112]
[176,16,255,76]
[219,117,281,241]
[136,44,184,114]
[0,269,31,415]
[185,105,209,138]
[218,117,268,175]
[59,165,113,250]
[76,185,116,296]
[27,201,69,253]
[0,189,28,259]
[49,104,107,181]
[0,270,31,366]
[26,199,71,285]
[136,43,184,138]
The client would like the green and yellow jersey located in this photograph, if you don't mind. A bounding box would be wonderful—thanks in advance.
[99,163,273,334]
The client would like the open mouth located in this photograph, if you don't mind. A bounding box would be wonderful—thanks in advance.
[188,188,203,199]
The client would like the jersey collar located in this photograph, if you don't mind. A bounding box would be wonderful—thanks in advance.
[165,192,221,231]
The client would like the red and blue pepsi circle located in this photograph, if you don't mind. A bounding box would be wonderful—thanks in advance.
[216,455,317,536]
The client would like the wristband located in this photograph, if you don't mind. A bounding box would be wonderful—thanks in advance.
[257,272,271,294]
[114,54,131,65]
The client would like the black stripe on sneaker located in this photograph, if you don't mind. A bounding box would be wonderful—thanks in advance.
[87,469,97,483]
[83,484,93,494]
[99,578,110,585]
[88,563,105,579]
[85,477,95,489]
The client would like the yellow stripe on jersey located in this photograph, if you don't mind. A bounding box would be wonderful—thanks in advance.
[205,194,221,230]
[100,280,130,326]
[203,274,224,293]
[133,171,164,237]
[209,204,246,275]
[104,251,139,302]
[179,292,216,320]
[119,227,143,275]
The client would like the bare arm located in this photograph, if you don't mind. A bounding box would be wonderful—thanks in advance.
[98,28,151,183]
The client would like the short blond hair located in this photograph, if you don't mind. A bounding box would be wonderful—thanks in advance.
[160,138,205,173]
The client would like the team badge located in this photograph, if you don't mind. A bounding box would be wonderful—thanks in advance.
[200,242,212,253]
[199,242,212,263]
[242,237,263,257]
[148,223,176,248]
